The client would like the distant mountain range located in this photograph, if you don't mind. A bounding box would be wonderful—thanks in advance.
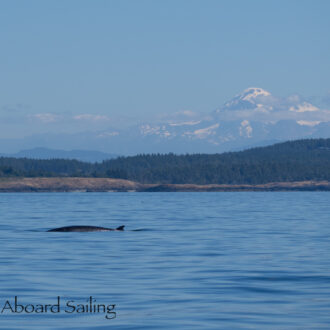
[0,87,329,155]
[0,148,117,163]
[132,87,330,153]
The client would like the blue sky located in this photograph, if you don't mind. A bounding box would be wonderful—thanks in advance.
[0,0,329,137]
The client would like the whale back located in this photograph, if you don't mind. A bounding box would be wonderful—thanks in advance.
[48,225,125,232]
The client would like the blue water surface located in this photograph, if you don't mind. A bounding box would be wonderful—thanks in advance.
[0,192,330,329]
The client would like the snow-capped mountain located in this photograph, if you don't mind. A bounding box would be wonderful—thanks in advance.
[124,87,329,152]
[120,87,330,153]
[218,87,273,111]
[214,87,322,116]
[1,87,329,155]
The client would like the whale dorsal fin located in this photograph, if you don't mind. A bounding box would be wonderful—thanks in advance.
[116,225,125,231]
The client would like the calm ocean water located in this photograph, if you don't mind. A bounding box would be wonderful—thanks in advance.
[0,192,330,329]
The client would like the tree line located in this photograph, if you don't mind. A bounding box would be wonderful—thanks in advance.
[1,138,330,184]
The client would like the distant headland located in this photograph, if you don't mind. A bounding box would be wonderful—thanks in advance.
[1,138,330,192]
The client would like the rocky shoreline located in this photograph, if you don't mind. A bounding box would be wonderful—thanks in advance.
[0,177,330,192]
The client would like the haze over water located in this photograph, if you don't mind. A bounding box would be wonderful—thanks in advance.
[0,192,330,329]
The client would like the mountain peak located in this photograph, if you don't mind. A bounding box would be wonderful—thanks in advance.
[220,87,272,111]
[240,87,271,101]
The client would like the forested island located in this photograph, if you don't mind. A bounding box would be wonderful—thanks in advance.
[1,138,330,191]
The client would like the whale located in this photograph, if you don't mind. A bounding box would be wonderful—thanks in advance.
[47,225,125,232]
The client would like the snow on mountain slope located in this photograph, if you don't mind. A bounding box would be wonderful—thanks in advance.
[216,87,273,112]
[289,102,319,112]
